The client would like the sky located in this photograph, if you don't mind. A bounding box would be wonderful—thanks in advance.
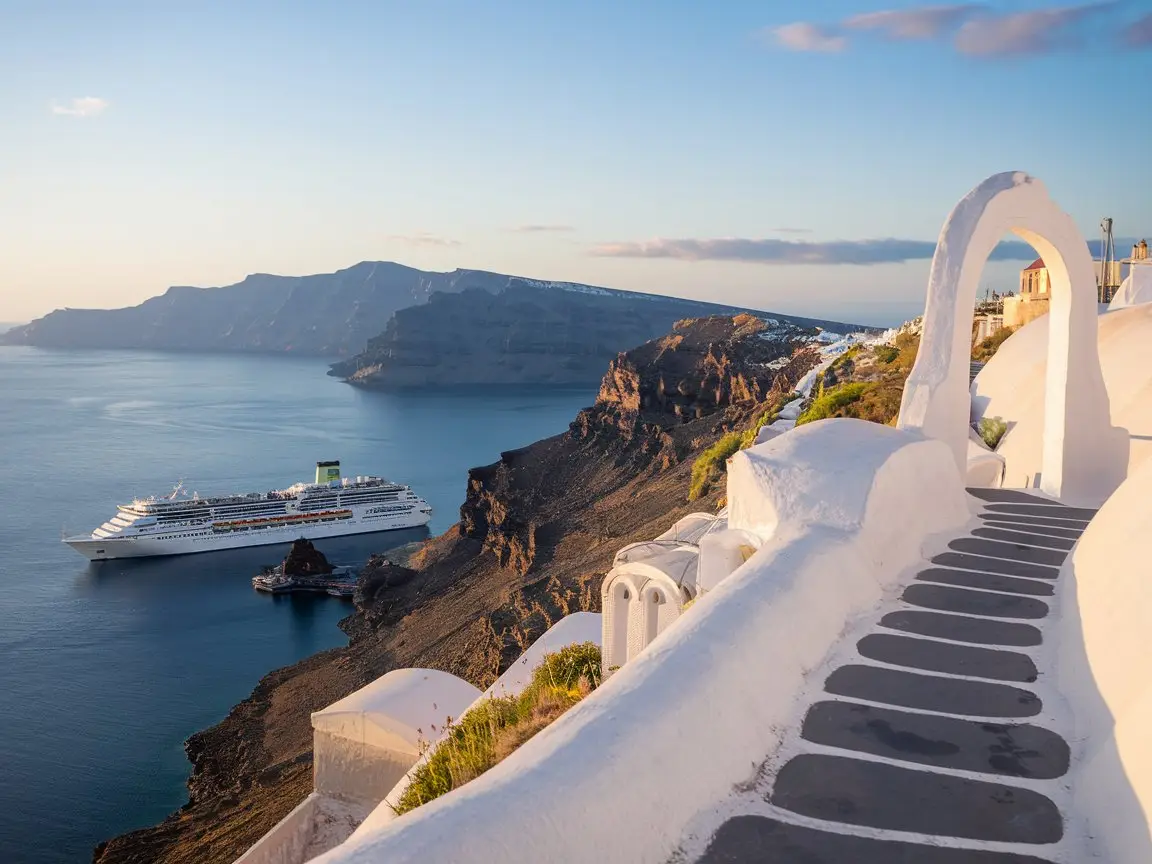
[1,1,1150,327]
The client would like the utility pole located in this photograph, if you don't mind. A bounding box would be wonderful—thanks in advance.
[1099,218,1118,303]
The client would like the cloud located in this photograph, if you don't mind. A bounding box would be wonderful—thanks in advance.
[51,96,109,117]
[1122,11,1152,47]
[588,236,1075,266]
[844,4,982,39]
[774,227,814,235]
[954,2,1118,55]
[772,22,847,53]
[510,224,575,233]
[386,232,461,248]
[772,3,1137,58]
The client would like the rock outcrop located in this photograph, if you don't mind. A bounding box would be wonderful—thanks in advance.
[281,539,334,577]
[92,315,831,864]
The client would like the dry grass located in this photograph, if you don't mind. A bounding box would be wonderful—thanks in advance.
[394,643,601,816]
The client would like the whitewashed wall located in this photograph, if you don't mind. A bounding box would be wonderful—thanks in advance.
[1058,456,1152,863]
[311,419,969,864]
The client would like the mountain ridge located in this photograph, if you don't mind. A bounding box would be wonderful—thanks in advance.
[2,262,872,365]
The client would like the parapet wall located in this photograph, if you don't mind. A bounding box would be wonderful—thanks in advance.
[1057,456,1152,862]
[312,420,970,864]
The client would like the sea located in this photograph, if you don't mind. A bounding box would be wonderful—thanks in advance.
[0,346,595,864]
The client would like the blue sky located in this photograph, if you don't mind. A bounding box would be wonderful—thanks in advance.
[1,1,1150,326]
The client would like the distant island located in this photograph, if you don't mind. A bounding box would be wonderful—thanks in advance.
[1,261,873,388]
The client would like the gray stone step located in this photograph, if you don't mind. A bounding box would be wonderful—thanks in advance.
[880,610,1042,647]
[948,538,1069,568]
[902,584,1049,620]
[857,633,1038,682]
[967,489,1064,506]
[931,551,1060,580]
[916,567,1054,597]
[973,527,1077,551]
[800,700,1069,778]
[977,511,1090,530]
[698,816,1057,863]
[771,754,1063,844]
[982,520,1085,540]
[984,502,1098,520]
[824,665,1042,717]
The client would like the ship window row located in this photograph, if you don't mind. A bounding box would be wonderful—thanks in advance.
[211,507,290,516]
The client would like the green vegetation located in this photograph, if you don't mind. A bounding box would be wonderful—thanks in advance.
[687,404,782,501]
[978,416,1008,450]
[972,326,1015,362]
[688,430,753,501]
[395,643,601,816]
[795,382,870,425]
[874,344,899,364]
[794,331,922,429]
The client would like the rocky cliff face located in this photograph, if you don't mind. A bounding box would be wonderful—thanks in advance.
[92,315,827,864]
[2,264,864,364]
[329,286,860,387]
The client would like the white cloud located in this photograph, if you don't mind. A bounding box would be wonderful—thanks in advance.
[1124,12,1152,47]
[386,232,462,248]
[511,224,575,233]
[845,5,982,39]
[955,3,1116,56]
[51,97,109,117]
[772,22,848,53]
[589,236,1052,265]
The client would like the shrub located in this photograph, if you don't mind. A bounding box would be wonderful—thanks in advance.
[972,326,1014,362]
[688,430,749,500]
[395,643,601,816]
[874,344,899,365]
[685,401,785,501]
[795,382,870,426]
[978,416,1008,450]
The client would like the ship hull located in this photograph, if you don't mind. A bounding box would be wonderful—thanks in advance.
[64,510,431,561]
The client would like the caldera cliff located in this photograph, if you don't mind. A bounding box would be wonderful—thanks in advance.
[92,314,825,864]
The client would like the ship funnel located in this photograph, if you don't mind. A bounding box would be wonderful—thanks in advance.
[316,460,341,485]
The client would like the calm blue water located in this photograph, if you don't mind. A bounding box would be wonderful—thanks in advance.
[0,346,594,864]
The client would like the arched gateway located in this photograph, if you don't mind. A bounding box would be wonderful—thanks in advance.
[897,172,1127,503]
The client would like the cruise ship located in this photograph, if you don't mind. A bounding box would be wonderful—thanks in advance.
[64,461,432,561]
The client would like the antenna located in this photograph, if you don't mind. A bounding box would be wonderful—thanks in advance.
[1099,218,1118,303]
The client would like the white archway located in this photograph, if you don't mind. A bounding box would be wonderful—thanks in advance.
[897,171,1128,503]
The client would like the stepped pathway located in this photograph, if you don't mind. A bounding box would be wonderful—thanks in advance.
[684,488,1095,864]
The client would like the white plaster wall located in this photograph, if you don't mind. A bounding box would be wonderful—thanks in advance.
[898,171,1126,503]
[312,733,417,804]
[695,528,762,595]
[310,669,481,756]
[235,794,326,864]
[311,419,969,864]
[972,303,1152,495]
[234,794,369,864]
[1108,265,1152,310]
[1057,456,1152,863]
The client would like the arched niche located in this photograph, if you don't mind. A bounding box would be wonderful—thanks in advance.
[897,171,1128,503]
[602,579,633,672]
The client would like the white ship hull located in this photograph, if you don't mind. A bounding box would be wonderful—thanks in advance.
[65,509,431,561]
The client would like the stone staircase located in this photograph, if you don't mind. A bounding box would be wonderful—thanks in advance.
[688,488,1095,863]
